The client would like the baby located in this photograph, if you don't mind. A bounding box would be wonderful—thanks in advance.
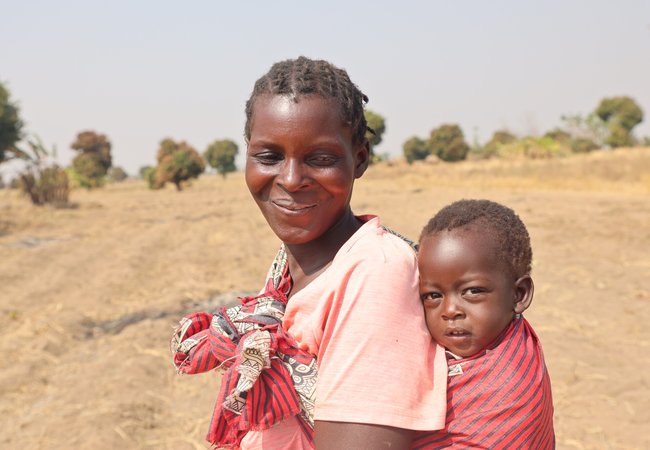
[412,199,555,449]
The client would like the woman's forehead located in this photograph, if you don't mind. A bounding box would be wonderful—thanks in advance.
[249,95,348,132]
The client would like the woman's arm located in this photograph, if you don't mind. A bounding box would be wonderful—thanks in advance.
[315,421,414,450]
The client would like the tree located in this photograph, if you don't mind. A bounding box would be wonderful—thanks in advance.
[70,131,112,188]
[153,138,205,190]
[0,81,24,163]
[428,124,470,162]
[595,96,644,148]
[402,136,430,163]
[204,139,238,178]
[365,110,386,147]
[364,110,386,162]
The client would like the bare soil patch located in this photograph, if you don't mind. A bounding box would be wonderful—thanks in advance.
[1,148,649,449]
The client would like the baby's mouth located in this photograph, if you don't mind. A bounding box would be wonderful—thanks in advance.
[445,328,470,337]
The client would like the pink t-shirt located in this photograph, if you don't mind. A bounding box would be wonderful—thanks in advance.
[241,216,447,449]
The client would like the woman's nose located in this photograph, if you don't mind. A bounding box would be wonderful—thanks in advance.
[277,159,309,192]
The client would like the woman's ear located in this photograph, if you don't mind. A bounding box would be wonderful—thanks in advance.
[354,140,370,178]
[513,275,534,314]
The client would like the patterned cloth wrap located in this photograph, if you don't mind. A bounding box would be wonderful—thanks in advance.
[171,247,317,449]
[411,316,555,449]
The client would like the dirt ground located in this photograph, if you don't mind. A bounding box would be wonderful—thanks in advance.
[1,148,649,450]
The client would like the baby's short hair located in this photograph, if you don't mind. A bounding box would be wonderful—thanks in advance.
[420,199,532,279]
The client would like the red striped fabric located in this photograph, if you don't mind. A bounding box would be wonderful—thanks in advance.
[412,317,555,449]
[171,263,315,449]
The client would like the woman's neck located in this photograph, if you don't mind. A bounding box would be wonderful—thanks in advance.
[285,210,362,294]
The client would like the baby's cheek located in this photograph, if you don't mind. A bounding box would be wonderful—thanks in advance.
[424,312,439,339]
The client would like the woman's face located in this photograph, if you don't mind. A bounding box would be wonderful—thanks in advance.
[245,95,368,245]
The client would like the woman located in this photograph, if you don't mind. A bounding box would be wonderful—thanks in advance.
[172,56,446,449]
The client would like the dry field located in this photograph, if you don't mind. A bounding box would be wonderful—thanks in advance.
[1,148,649,449]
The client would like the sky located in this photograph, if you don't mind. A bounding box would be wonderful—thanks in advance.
[2,0,649,178]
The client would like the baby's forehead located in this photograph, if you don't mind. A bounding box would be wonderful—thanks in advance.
[422,226,511,268]
[430,222,501,243]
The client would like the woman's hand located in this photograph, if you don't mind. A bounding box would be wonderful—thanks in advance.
[315,421,413,450]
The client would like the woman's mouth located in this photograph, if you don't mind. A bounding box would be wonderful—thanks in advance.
[272,200,316,215]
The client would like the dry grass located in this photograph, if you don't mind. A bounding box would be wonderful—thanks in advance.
[1,147,649,449]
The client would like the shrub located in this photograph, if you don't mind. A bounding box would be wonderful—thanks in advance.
[139,165,153,179]
[143,166,160,189]
[429,124,470,162]
[16,138,69,205]
[560,113,607,147]
[402,136,429,163]
[477,130,517,159]
[497,136,570,159]
[107,166,128,182]
[544,128,597,154]
[544,129,571,144]
[19,165,69,205]
[570,137,598,153]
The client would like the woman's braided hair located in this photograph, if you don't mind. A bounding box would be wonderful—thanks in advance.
[245,56,370,146]
[420,199,533,279]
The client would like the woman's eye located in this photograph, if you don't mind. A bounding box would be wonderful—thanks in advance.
[309,155,338,166]
[254,152,282,165]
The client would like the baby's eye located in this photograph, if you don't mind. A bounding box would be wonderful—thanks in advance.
[463,287,486,297]
[420,292,442,303]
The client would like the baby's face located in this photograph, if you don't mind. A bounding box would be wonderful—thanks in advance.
[418,229,518,358]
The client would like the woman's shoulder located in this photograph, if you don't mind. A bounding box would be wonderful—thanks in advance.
[349,215,417,254]
[333,215,418,271]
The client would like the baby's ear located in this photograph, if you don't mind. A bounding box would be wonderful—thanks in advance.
[513,275,534,314]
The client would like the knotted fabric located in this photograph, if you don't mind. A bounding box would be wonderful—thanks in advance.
[411,316,555,449]
[171,247,317,449]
